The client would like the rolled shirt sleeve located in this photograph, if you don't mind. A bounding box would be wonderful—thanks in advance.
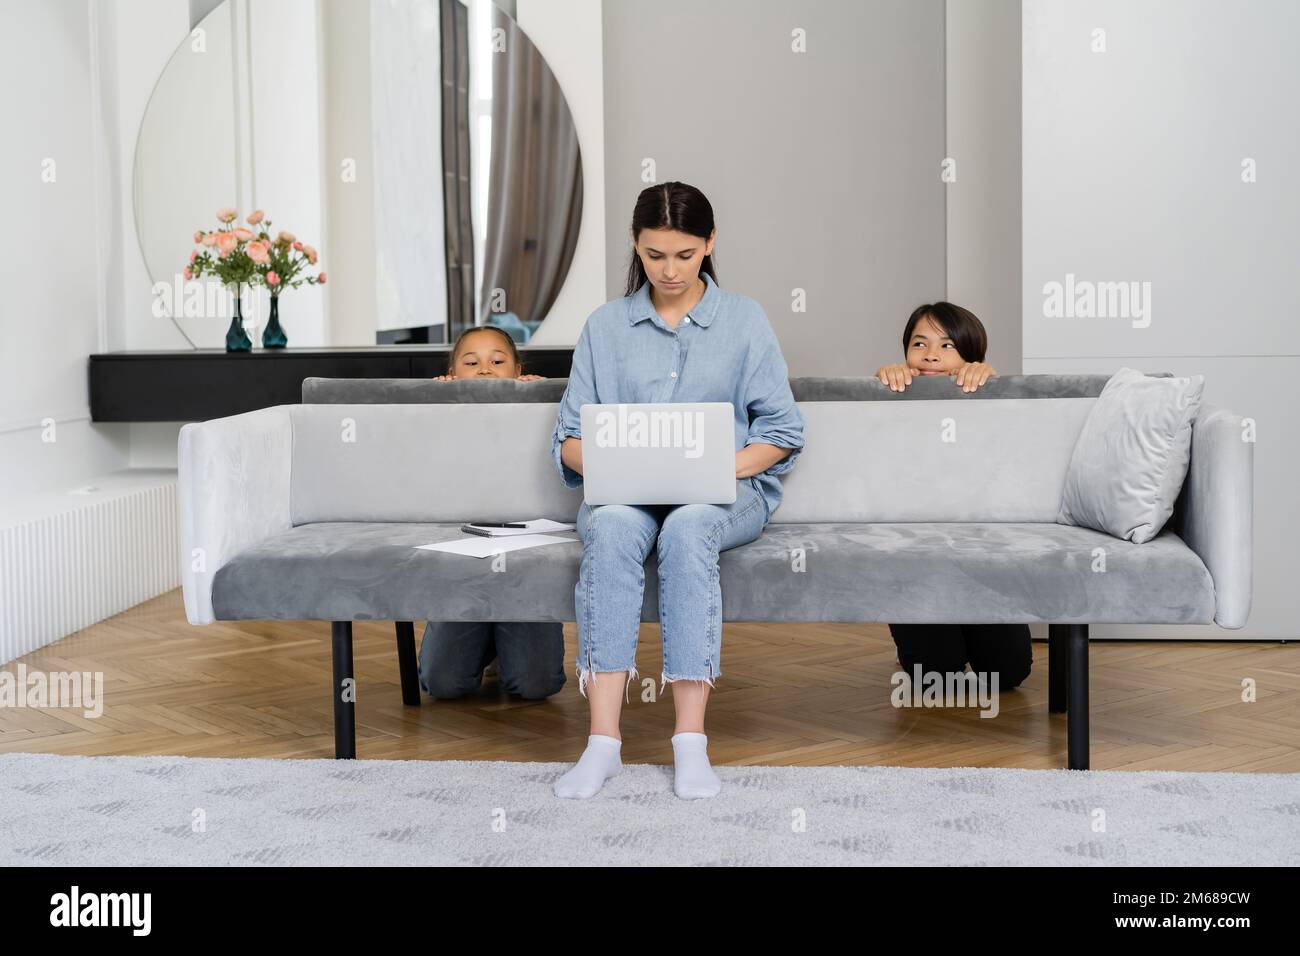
[551,321,596,488]
[743,316,805,476]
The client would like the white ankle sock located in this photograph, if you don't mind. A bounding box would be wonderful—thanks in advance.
[671,731,721,799]
[553,734,622,799]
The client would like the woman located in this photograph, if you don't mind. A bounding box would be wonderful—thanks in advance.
[874,302,1033,692]
[419,325,565,701]
[550,182,805,800]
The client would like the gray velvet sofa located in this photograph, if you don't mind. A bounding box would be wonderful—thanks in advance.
[177,374,1253,769]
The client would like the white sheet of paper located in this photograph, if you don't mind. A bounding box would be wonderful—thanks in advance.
[416,533,577,559]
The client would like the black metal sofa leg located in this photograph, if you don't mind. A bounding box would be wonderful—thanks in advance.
[1048,624,1069,713]
[331,621,356,759]
[394,622,421,706]
[1066,624,1090,770]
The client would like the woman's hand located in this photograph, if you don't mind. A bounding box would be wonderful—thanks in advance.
[951,362,997,392]
[876,363,913,392]
[516,373,546,381]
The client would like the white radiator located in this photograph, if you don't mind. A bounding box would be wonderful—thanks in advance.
[0,470,179,665]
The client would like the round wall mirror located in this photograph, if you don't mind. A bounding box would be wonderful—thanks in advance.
[133,0,582,349]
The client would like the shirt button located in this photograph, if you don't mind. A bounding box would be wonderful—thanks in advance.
[683,316,691,324]
[670,371,678,378]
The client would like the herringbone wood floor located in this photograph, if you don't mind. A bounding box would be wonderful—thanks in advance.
[1,589,1296,771]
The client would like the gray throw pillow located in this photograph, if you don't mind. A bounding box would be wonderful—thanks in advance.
[1057,367,1204,543]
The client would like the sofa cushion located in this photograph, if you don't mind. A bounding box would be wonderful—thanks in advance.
[211,521,1214,626]
[774,399,1094,524]
[1058,367,1204,544]
[287,398,1100,526]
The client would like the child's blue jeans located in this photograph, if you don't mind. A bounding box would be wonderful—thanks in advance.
[418,621,566,699]
[573,478,769,701]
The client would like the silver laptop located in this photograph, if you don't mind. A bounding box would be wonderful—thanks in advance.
[579,402,737,505]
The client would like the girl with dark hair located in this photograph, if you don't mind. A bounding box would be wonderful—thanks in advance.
[417,325,563,701]
[875,302,1033,693]
[433,325,546,381]
[876,301,998,393]
[550,181,805,800]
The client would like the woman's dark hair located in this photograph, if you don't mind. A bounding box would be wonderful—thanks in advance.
[447,325,522,375]
[623,181,719,296]
[902,302,988,363]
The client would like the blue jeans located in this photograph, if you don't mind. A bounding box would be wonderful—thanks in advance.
[573,477,769,701]
[889,623,1033,689]
[418,621,566,699]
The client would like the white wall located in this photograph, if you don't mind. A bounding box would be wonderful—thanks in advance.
[0,0,133,500]
[1022,0,1300,639]
[946,0,1021,374]
[598,0,947,376]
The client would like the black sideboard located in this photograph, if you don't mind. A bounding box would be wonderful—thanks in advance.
[88,346,576,422]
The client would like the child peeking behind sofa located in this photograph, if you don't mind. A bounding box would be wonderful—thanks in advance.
[874,302,1033,691]
[419,325,567,700]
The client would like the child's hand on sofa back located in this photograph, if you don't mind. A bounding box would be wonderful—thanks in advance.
[876,362,914,391]
[432,372,545,381]
[950,361,996,393]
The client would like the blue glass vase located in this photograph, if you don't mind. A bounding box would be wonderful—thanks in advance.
[225,285,252,352]
[262,295,287,349]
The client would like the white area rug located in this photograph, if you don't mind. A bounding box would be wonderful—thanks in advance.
[1,753,1296,866]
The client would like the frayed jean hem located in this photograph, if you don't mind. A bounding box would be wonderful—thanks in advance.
[658,662,718,696]
[576,661,640,704]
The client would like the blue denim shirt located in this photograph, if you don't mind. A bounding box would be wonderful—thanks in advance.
[550,272,805,521]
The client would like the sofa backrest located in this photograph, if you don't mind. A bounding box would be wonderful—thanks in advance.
[302,373,1163,405]
[291,374,1179,526]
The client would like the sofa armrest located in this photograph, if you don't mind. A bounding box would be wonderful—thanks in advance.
[178,405,294,625]
[1179,403,1253,628]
